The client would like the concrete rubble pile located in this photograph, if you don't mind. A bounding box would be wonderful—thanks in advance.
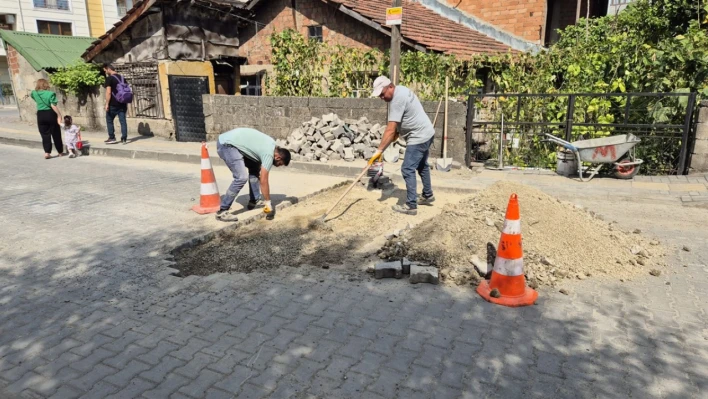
[277,113,406,163]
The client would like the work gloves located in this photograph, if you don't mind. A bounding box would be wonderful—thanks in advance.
[367,151,383,166]
[264,200,276,220]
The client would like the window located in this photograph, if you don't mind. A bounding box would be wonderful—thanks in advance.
[116,0,134,16]
[308,25,323,42]
[0,14,16,31]
[33,0,70,11]
[37,20,72,36]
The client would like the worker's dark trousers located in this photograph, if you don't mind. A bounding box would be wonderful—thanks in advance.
[400,137,434,209]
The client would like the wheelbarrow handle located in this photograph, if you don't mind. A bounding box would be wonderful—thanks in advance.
[542,134,577,152]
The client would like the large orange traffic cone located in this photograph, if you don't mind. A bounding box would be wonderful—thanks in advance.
[191,142,221,214]
[477,193,538,307]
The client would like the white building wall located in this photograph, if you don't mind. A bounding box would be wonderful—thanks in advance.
[607,0,633,16]
[0,0,91,59]
[102,0,121,30]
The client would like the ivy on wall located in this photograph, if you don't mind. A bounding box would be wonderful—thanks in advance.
[49,61,104,95]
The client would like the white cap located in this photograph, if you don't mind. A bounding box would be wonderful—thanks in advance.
[371,76,391,97]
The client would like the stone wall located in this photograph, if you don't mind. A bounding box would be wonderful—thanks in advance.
[690,100,708,173]
[203,95,469,163]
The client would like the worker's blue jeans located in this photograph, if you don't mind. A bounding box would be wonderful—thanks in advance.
[216,141,261,210]
[106,106,127,141]
[400,137,434,209]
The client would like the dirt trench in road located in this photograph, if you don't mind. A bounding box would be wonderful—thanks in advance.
[173,184,464,276]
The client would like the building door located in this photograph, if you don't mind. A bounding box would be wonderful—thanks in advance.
[169,75,209,142]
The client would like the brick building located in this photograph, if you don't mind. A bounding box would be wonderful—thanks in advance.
[237,0,522,93]
[434,0,611,45]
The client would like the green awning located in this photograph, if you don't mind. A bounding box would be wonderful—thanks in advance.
[0,30,96,71]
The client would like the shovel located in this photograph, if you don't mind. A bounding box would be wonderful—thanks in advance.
[435,76,452,171]
[309,161,373,230]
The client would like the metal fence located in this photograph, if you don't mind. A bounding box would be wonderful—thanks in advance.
[112,63,164,119]
[465,92,698,175]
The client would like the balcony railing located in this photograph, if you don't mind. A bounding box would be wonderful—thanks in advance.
[33,0,70,10]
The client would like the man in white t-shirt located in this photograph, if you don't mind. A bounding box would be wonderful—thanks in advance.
[371,76,435,215]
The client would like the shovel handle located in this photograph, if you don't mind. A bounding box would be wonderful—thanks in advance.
[323,164,371,218]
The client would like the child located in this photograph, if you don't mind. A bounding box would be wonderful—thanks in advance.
[63,116,80,158]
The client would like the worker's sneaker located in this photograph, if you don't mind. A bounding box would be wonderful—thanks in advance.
[247,198,264,210]
[215,209,239,222]
[392,204,417,215]
[417,194,435,206]
[105,138,118,144]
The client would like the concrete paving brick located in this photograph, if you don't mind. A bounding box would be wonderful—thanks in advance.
[139,356,186,383]
[103,344,150,369]
[6,371,57,395]
[213,364,254,393]
[104,360,151,388]
[48,385,83,399]
[290,358,325,384]
[138,341,181,365]
[170,338,211,361]
[204,387,236,399]
[225,319,260,339]
[141,373,191,399]
[283,315,318,333]
[177,369,225,398]
[267,329,301,351]
[349,351,388,377]
[207,350,251,375]
[198,322,236,343]
[237,382,272,399]
[318,355,358,380]
[248,362,292,392]
[368,368,406,398]
[70,337,115,358]
[75,381,121,399]
[307,374,341,397]
[402,365,437,392]
[106,378,155,399]
[173,352,219,378]
[36,352,82,378]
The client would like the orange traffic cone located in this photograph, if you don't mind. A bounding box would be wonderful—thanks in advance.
[191,142,221,214]
[477,193,538,307]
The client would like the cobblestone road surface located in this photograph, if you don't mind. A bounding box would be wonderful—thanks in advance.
[1,144,707,399]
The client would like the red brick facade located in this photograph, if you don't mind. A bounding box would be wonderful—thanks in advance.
[441,0,547,43]
[239,0,391,65]
[7,45,20,75]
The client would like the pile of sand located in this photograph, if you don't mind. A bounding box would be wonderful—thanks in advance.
[174,185,462,276]
[378,181,666,288]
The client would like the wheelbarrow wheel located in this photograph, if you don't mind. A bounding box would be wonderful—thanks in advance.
[614,159,640,179]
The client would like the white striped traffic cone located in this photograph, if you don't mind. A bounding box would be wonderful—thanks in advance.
[191,142,221,214]
[477,193,538,307]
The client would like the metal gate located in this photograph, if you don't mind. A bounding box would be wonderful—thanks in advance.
[465,92,697,175]
[169,76,209,142]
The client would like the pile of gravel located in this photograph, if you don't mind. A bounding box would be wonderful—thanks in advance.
[378,181,666,288]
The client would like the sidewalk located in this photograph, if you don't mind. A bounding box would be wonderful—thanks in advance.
[2,119,707,204]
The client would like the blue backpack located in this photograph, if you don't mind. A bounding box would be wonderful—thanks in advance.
[112,75,133,104]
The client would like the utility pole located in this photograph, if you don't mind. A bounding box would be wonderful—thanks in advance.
[389,0,401,83]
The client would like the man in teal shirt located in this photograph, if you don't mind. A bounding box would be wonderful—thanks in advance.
[216,128,291,222]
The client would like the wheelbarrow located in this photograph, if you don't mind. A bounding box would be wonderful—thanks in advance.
[544,134,643,182]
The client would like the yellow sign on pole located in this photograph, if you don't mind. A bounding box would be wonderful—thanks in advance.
[386,7,402,26]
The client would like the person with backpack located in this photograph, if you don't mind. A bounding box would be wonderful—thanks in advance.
[103,63,133,144]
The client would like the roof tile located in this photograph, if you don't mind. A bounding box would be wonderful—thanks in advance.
[327,0,513,56]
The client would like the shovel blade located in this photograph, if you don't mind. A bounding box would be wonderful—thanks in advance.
[435,158,452,172]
